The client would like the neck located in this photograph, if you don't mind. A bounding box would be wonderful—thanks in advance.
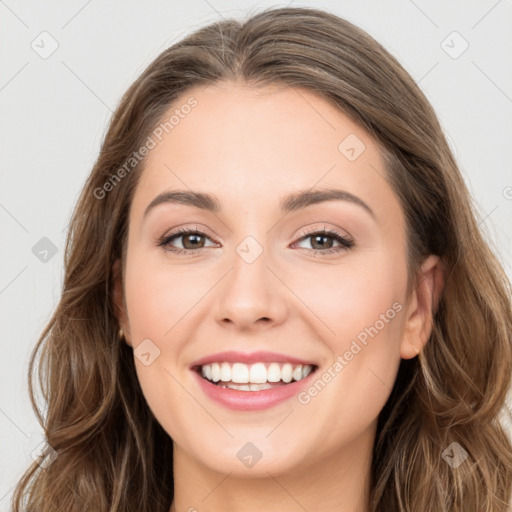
[169,420,376,512]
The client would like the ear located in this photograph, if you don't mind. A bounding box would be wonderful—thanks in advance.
[112,259,132,347]
[400,254,445,359]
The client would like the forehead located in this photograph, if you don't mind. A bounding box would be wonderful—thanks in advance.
[130,82,403,231]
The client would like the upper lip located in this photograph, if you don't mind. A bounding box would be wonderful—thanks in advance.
[190,351,318,369]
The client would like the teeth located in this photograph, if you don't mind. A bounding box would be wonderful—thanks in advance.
[220,362,231,382]
[267,362,281,382]
[211,363,221,382]
[281,363,293,383]
[200,361,314,386]
[218,382,274,391]
[232,362,249,383]
[249,363,267,383]
[292,365,303,381]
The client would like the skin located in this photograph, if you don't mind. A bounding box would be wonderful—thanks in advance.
[113,80,444,512]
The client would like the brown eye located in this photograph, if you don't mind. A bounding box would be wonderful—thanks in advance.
[158,228,217,254]
[294,228,354,255]
[181,233,206,249]
[310,233,335,250]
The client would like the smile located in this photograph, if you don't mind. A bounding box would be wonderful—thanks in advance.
[190,351,319,410]
[197,362,315,391]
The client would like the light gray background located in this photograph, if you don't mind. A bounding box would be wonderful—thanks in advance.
[1,0,511,508]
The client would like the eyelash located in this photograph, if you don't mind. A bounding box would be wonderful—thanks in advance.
[157,226,354,256]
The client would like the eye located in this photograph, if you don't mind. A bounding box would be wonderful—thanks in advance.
[292,227,354,255]
[158,226,217,255]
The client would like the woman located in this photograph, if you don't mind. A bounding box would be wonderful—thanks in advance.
[12,6,512,512]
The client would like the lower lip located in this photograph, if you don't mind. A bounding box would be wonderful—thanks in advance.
[192,369,317,411]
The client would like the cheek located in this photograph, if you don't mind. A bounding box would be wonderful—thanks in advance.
[124,253,204,342]
[123,256,196,442]
[292,252,406,346]
[288,249,407,413]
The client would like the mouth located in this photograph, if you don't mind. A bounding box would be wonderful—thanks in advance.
[190,351,319,410]
[193,361,318,391]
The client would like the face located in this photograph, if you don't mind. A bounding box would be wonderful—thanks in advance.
[114,81,436,478]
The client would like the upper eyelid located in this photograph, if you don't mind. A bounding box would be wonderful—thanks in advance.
[161,225,217,243]
[297,225,352,239]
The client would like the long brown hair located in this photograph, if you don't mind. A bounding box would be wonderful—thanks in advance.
[12,7,512,511]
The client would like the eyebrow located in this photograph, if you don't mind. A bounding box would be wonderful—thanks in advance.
[143,188,376,220]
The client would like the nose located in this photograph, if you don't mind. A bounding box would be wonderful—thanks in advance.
[214,245,288,331]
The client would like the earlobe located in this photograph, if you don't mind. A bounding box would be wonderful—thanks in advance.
[112,259,132,347]
[400,254,445,359]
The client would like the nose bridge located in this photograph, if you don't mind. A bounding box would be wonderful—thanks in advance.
[214,232,287,328]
